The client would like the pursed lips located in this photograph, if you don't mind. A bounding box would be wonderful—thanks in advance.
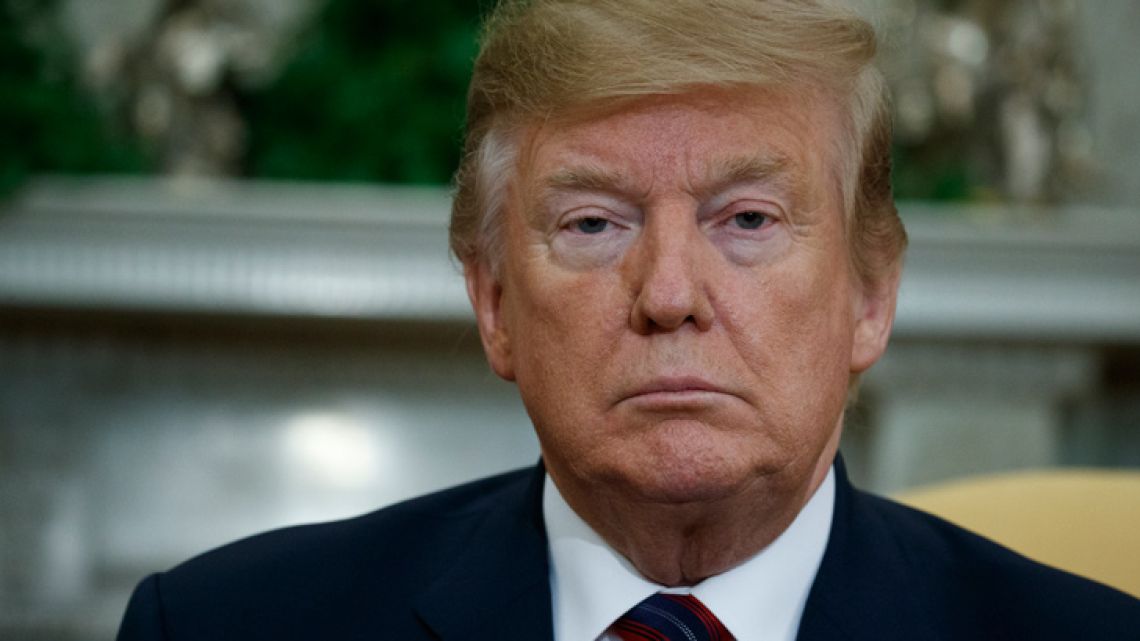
[618,375,738,407]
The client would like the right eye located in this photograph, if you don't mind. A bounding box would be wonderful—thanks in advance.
[732,211,770,230]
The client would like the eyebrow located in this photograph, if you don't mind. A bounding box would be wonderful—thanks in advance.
[536,152,806,212]
[692,153,802,205]
[541,164,644,199]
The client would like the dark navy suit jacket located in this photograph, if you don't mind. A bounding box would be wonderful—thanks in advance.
[117,458,1140,640]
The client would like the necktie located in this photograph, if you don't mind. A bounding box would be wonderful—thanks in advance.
[612,592,735,641]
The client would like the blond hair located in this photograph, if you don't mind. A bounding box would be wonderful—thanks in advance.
[450,0,906,285]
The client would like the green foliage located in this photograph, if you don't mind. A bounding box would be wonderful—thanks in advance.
[892,145,974,202]
[243,0,489,185]
[0,0,146,198]
[1,0,980,201]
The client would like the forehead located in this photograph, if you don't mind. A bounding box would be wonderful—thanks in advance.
[516,86,843,200]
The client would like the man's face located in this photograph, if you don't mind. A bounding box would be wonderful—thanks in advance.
[467,87,897,505]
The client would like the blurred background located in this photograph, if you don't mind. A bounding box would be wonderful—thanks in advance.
[1,0,1138,637]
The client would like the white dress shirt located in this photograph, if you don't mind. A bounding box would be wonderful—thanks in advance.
[544,467,835,641]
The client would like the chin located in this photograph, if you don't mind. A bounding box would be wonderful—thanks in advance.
[628,470,749,505]
[599,429,766,504]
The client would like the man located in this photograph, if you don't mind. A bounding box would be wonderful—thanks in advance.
[118,1,1140,639]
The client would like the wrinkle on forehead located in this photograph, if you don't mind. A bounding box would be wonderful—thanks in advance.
[515,86,837,224]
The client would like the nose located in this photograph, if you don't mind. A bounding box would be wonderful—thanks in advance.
[628,213,715,334]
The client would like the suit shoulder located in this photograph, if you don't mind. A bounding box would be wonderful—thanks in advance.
[168,465,535,580]
[853,488,1140,637]
[134,466,539,639]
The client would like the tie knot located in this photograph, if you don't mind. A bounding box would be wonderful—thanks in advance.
[612,592,734,641]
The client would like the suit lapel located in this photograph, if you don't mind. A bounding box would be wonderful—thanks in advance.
[413,463,554,641]
[411,456,946,641]
[796,457,948,641]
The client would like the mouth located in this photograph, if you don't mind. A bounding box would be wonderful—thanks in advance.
[620,376,735,407]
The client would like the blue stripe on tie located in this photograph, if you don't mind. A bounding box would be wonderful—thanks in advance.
[615,593,719,641]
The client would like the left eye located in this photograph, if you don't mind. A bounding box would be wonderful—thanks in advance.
[733,211,768,230]
[575,217,610,234]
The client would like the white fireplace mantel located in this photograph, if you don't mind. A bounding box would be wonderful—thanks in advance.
[3,177,1139,345]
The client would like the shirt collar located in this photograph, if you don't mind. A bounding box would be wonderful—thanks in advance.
[544,466,835,641]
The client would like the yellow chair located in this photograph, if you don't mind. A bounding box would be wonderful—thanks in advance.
[893,468,1140,598]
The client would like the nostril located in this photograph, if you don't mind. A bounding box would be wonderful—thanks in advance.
[642,313,699,334]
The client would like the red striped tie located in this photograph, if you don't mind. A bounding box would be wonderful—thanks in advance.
[612,592,735,641]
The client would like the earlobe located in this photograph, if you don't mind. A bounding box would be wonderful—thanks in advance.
[464,260,516,381]
[850,265,901,373]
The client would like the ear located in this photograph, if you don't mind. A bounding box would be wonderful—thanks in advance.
[464,260,516,381]
[850,263,901,373]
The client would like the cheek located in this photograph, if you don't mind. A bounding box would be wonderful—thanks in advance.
[503,266,625,407]
[720,257,855,407]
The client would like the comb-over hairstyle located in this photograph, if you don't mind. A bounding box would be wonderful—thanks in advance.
[450,0,906,285]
